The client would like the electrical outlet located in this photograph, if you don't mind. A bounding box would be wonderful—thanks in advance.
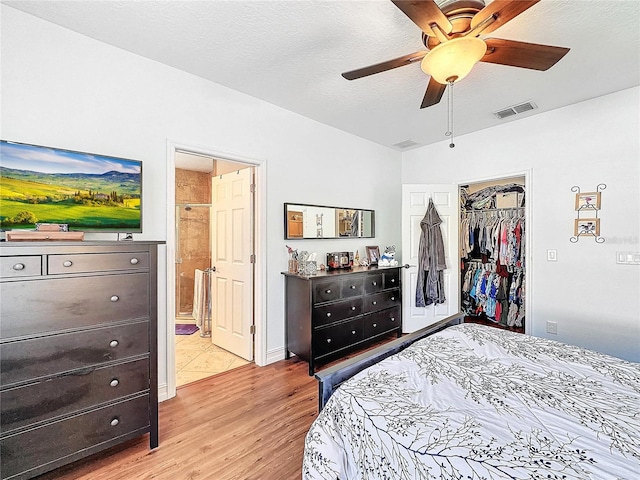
[547,249,557,262]
[546,321,558,335]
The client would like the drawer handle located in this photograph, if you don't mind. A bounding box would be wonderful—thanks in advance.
[110,417,120,427]
[372,301,377,305]
[12,263,25,271]
[372,281,377,286]
[110,379,120,387]
[326,312,331,317]
[109,340,119,348]
[351,330,356,335]
[351,306,356,311]
[391,297,395,301]
[391,317,396,322]
[110,295,120,302]
[325,289,332,294]
[63,260,73,267]
[350,285,356,289]
[130,257,139,265]
[373,323,377,327]
[326,338,332,343]
[391,278,396,283]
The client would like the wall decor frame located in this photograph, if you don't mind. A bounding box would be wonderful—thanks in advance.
[575,192,601,211]
[366,246,380,265]
[570,184,606,243]
[574,218,600,236]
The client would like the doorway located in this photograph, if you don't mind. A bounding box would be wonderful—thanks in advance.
[458,174,528,334]
[173,151,254,388]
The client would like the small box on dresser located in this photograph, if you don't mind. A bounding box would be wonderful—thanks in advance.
[283,266,402,376]
[0,241,162,480]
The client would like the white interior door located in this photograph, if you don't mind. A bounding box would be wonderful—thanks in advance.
[402,184,459,332]
[211,168,254,361]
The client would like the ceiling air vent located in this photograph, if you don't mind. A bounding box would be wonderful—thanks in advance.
[393,139,420,149]
[493,101,537,120]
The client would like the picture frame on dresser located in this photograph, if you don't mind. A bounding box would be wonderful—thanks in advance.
[365,246,380,265]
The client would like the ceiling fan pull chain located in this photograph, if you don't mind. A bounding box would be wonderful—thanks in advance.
[446,80,455,148]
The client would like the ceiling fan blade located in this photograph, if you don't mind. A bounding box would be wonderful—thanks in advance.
[421,77,447,109]
[392,0,453,37]
[342,51,427,80]
[470,0,540,36]
[482,38,570,70]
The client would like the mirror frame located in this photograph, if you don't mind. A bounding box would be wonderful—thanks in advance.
[284,203,375,240]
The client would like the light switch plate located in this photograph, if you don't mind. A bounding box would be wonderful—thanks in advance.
[617,252,640,265]
[547,249,557,262]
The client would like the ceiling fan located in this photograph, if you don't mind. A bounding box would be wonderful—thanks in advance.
[342,0,570,109]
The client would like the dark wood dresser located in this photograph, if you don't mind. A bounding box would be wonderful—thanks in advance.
[0,241,161,480]
[283,266,402,375]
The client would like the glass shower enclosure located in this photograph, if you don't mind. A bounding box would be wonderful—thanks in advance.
[175,204,212,330]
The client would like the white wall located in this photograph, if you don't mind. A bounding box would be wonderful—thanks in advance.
[402,87,640,362]
[0,6,402,395]
[2,5,637,392]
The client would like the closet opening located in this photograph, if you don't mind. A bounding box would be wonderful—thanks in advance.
[459,176,526,334]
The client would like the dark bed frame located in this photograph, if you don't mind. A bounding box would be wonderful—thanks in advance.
[315,312,464,411]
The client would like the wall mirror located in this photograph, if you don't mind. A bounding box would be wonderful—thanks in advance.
[284,203,375,239]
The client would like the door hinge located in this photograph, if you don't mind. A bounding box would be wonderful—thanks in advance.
[250,254,256,263]
[250,183,256,193]
[250,325,256,335]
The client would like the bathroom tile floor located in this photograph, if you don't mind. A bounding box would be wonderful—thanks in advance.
[175,325,251,387]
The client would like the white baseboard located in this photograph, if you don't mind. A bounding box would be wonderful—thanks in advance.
[265,346,286,365]
[158,382,171,402]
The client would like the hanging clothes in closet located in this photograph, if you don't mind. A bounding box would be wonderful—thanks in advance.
[416,198,446,307]
[460,208,525,328]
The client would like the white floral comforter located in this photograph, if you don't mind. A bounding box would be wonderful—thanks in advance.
[303,323,640,479]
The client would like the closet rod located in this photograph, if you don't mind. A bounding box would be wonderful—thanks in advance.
[468,206,525,211]
[464,207,524,213]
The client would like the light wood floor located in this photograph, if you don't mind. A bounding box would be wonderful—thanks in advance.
[36,357,317,480]
[35,333,397,480]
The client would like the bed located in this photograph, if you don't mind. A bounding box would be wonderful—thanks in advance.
[303,314,640,479]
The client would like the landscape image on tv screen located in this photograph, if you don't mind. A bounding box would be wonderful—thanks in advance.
[0,140,142,232]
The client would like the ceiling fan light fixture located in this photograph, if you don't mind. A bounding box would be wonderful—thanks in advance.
[421,36,487,84]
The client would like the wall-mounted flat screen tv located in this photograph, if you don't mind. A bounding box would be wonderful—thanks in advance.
[0,140,142,232]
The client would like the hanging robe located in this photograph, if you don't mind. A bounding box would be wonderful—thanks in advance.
[415,198,447,307]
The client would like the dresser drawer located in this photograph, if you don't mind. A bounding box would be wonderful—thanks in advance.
[313,318,364,358]
[313,279,341,304]
[363,289,400,313]
[364,306,401,338]
[340,276,364,298]
[364,273,384,294]
[0,394,150,480]
[383,269,400,289]
[1,358,149,434]
[313,297,363,327]
[0,256,42,279]
[1,321,149,387]
[48,252,149,274]
[0,273,149,339]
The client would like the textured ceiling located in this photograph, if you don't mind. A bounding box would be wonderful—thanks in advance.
[4,0,640,150]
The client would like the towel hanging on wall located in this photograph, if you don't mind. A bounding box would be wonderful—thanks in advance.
[193,269,206,327]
